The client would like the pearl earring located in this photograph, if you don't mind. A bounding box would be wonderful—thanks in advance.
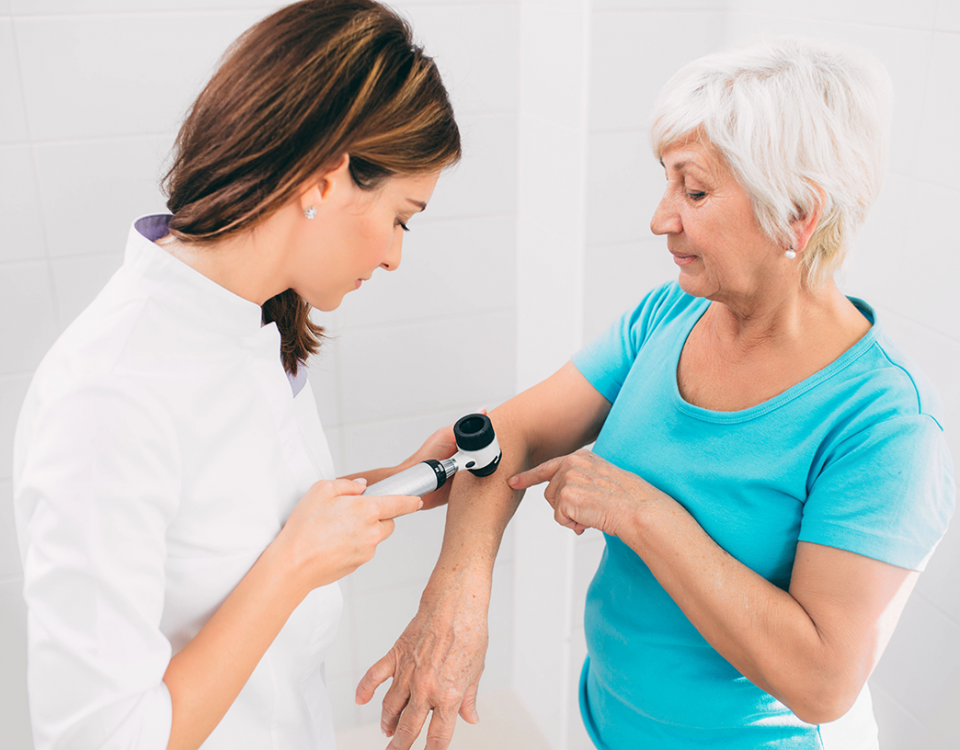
[304,206,317,220]
[785,246,796,259]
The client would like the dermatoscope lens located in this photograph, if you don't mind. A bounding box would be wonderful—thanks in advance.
[453,414,495,451]
[453,413,500,477]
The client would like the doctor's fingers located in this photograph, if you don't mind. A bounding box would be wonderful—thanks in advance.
[367,493,423,521]
[323,477,369,498]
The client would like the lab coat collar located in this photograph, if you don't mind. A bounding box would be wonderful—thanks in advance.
[125,214,272,346]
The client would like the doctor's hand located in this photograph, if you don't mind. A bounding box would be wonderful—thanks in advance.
[273,479,422,593]
[355,571,489,750]
[509,449,668,538]
[397,408,487,511]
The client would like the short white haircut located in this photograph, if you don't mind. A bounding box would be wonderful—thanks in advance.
[650,36,892,287]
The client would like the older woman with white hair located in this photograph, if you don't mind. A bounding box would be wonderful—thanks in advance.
[356,37,955,750]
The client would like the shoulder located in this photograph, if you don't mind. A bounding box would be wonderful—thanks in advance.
[16,271,194,469]
[800,317,955,569]
[867,329,944,427]
[573,281,701,401]
[835,322,945,432]
[32,280,168,405]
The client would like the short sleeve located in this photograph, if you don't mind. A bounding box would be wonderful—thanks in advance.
[573,282,686,403]
[14,379,181,750]
[799,414,955,571]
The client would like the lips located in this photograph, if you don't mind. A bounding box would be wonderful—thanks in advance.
[670,250,698,266]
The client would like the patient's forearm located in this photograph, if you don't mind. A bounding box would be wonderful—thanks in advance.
[428,408,529,586]
[429,363,610,584]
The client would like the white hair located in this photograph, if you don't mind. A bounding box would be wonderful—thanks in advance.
[650,36,892,287]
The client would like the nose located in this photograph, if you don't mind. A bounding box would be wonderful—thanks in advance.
[381,228,403,271]
[650,189,681,236]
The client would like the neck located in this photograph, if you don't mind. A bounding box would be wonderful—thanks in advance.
[157,212,295,307]
[706,280,864,354]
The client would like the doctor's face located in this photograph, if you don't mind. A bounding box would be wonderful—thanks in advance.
[291,165,439,312]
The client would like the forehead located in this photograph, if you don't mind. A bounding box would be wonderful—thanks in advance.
[659,138,725,177]
[382,170,440,198]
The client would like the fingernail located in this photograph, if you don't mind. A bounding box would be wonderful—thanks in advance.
[417,500,424,509]
[354,478,367,486]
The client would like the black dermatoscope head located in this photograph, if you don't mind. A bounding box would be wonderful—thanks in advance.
[361,413,501,497]
[453,413,501,477]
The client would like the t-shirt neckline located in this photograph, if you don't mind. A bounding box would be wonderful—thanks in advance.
[671,296,882,424]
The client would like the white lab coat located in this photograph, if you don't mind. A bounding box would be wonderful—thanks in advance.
[13,215,343,750]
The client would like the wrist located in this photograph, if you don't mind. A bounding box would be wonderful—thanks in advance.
[262,533,313,606]
[422,556,494,610]
[619,487,676,559]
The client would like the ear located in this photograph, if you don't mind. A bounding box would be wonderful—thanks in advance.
[791,184,826,255]
[297,153,352,212]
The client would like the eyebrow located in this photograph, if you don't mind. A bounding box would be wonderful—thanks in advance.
[662,158,703,171]
[407,199,428,212]
[660,157,711,178]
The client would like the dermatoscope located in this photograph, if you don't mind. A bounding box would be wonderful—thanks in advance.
[362,413,501,497]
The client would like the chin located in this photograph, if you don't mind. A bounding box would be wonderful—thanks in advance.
[302,291,345,312]
[676,272,703,298]
[314,299,343,312]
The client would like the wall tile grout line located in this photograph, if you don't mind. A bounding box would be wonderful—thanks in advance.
[868,681,937,741]
[915,589,960,628]
[8,3,520,21]
[334,398,514,433]
[0,252,121,268]
[871,301,960,347]
[9,9,284,22]
[5,132,178,148]
[8,15,62,329]
[0,370,35,382]
[725,10,942,34]
[337,306,516,335]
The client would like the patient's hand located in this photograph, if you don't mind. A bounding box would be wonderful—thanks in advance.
[355,573,490,750]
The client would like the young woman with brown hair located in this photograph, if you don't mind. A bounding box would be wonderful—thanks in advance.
[12,2,461,749]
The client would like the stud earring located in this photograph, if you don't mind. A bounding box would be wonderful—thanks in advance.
[785,246,796,259]
[304,206,317,220]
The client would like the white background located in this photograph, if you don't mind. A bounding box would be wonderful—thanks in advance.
[1,1,958,748]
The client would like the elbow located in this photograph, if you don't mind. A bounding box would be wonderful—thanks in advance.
[784,683,861,726]
[791,702,849,727]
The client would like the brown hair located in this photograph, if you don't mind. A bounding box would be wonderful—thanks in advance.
[163,0,460,374]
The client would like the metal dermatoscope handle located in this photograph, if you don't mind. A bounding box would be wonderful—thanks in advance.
[362,413,501,498]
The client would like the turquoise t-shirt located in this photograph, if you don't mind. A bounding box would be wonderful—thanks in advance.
[571,282,955,749]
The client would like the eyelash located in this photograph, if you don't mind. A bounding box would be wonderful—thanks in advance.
[686,191,707,201]
[396,220,410,232]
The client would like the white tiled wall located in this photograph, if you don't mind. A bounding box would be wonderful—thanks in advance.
[514,0,587,746]
[2,1,959,749]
